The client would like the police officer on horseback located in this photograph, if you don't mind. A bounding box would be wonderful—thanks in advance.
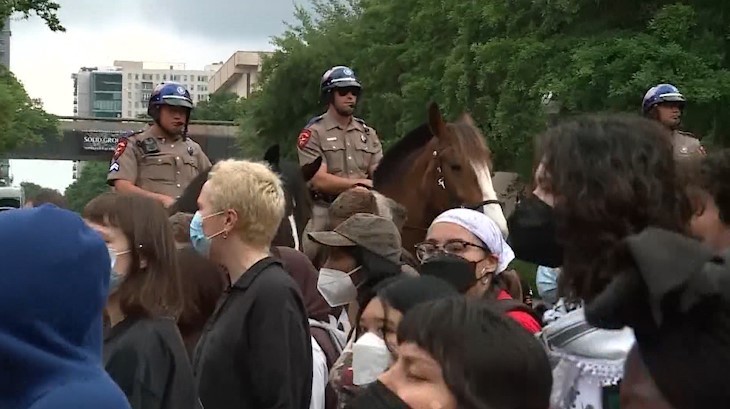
[107,82,212,207]
[297,65,384,259]
[642,83,705,158]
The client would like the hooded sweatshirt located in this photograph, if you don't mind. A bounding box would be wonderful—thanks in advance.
[0,205,130,409]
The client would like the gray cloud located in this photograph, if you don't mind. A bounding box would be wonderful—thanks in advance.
[53,0,311,43]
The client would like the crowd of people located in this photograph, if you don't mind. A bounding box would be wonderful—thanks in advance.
[1,116,727,409]
[1,74,729,409]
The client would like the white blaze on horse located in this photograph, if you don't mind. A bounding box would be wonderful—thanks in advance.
[373,102,508,252]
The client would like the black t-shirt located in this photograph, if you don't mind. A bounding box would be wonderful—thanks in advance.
[104,316,201,409]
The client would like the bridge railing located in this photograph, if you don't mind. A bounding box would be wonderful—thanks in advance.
[54,116,237,126]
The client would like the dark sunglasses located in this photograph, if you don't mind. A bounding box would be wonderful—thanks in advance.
[336,87,361,97]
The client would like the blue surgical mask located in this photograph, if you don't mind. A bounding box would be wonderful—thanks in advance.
[108,248,130,293]
[190,210,225,257]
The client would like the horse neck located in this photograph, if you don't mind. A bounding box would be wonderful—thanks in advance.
[376,147,433,250]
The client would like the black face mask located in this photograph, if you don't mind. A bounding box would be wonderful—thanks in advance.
[507,195,563,268]
[347,380,411,409]
[420,253,478,293]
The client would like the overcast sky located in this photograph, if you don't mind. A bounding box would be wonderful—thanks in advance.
[8,0,306,193]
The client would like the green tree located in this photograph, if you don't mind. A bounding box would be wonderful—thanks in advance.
[0,0,64,32]
[191,92,243,121]
[0,1,63,154]
[64,162,111,212]
[241,0,730,174]
[0,67,58,153]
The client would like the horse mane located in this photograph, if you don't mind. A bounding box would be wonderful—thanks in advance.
[373,123,432,188]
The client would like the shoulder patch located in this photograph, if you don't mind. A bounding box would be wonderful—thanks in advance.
[306,115,324,127]
[109,162,120,172]
[112,137,129,161]
[298,129,313,149]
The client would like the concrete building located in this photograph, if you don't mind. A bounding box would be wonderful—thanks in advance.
[207,51,271,98]
[72,66,123,118]
[1,18,10,67]
[0,159,10,186]
[114,60,220,118]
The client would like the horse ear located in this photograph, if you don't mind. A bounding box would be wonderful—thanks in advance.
[459,112,476,127]
[427,102,449,140]
[301,156,322,182]
[264,144,280,168]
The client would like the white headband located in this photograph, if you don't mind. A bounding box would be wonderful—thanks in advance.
[431,208,515,273]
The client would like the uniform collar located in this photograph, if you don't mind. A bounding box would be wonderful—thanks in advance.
[323,111,363,132]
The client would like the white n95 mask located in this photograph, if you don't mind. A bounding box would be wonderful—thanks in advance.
[317,266,360,307]
[352,332,393,386]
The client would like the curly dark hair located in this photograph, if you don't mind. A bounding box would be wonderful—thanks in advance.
[690,149,730,224]
[538,114,691,301]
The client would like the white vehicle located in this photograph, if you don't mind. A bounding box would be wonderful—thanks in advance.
[0,186,24,212]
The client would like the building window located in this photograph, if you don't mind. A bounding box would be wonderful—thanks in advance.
[246,72,251,97]
[197,75,208,82]
[135,74,139,80]
[141,82,153,90]
[127,73,132,79]
[184,75,188,81]
[128,110,132,117]
[142,73,152,80]
[127,91,132,98]
[162,74,167,81]
[156,74,160,80]
[135,82,140,89]
[141,92,152,102]
[134,101,139,108]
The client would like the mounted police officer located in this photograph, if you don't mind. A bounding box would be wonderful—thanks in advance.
[107,82,211,208]
[297,65,384,260]
[642,83,705,158]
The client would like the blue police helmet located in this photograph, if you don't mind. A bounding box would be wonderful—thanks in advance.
[147,82,194,117]
[320,66,361,95]
[642,84,686,114]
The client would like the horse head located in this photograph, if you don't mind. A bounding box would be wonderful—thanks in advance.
[424,103,508,236]
[374,102,508,250]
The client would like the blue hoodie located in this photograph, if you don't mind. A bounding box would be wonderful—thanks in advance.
[0,205,130,409]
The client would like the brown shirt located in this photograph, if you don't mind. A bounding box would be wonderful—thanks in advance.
[672,130,705,159]
[297,112,383,180]
[107,128,212,198]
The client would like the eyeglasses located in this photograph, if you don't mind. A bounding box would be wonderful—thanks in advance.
[414,239,487,262]
[336,87,361,97]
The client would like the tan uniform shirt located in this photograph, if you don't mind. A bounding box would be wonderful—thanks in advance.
[297,112,383,180]
[672,130,705,159]
[107,128,212,198]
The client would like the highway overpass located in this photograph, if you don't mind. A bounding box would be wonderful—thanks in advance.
[3,116,242,162]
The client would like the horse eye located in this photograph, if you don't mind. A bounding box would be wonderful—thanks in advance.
[450,164,462,171]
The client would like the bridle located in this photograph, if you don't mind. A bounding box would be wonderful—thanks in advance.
[403,149,502,232]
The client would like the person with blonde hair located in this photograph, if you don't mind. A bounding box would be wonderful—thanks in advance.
[190,159,312,409]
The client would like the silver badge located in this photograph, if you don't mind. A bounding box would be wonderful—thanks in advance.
[343,68,353,76]
[177,86,185,95]
[360,134,366,143]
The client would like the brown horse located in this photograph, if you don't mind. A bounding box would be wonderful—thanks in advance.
[373,102,508,252]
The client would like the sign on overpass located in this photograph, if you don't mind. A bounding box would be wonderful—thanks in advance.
[4,116,242,162]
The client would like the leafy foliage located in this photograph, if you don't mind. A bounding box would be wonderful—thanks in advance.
[0,1,63,155]
[64,161,110,212]
[240,0,730,175]
[0,0,64,32]
[0,67,59,153]
[191,92,243,121]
